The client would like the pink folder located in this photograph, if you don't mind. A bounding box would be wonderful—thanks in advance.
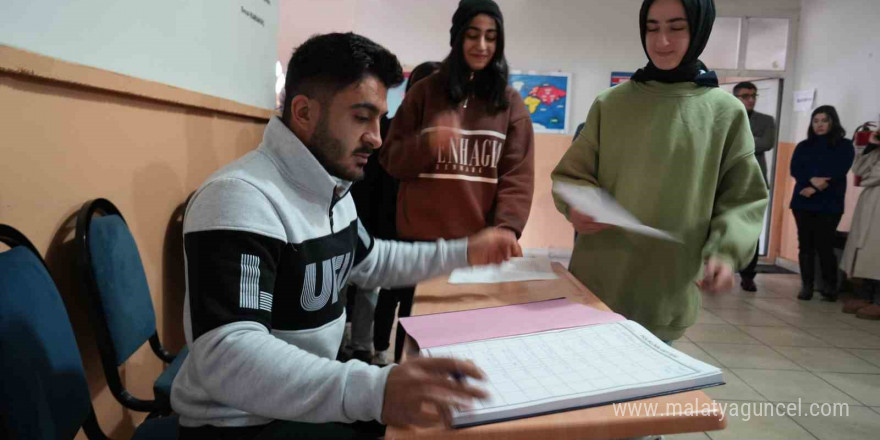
[398,298,625,349]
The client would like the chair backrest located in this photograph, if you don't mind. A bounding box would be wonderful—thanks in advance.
[78,199,157,366]
[0,224,44,264]
[0,227,92,439]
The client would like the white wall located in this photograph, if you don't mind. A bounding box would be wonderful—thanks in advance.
[787,0,880,143]
[715,0,801,16]
[2,0,279,109]
[277,0,805,132]
[277,0,358,66]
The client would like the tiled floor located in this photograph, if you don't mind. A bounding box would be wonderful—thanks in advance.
[670,273,880,439]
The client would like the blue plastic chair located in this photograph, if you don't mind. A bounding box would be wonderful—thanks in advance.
[75,199,188,415]
[0,224,178,439]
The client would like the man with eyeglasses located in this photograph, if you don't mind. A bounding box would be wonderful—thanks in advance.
[733,81,777,292]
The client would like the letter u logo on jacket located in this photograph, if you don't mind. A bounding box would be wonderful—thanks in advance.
[300,252,354,312]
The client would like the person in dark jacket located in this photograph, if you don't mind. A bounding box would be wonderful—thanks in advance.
[346,61,441,364]
[732,81,777,292]
[790,105,855,301]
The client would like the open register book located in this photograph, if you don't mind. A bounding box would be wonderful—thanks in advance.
[400,299,723,428]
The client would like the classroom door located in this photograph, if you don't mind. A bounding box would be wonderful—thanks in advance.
[721,78,782,256]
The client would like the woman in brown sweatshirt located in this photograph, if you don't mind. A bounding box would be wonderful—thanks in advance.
[376,0,535,363]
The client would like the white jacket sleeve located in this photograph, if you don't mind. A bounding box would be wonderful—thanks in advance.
[349,220,470,289]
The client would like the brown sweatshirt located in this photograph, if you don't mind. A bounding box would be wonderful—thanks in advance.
[379,73,535,241]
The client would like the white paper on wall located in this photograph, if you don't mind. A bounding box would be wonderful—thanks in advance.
[794,89,816,113]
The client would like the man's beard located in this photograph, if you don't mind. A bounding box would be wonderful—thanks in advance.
[310,117,372,182]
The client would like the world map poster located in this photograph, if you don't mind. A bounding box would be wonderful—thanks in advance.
[509,72,571,134]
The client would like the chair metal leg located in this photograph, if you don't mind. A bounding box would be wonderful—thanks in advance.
[149,333,177,363]
[82,408,109,440]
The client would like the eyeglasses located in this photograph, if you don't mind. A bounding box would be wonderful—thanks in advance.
[735,93,759,99]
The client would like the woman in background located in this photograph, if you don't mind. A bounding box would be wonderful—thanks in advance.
[379,0,535,363]
[789,105,855,301]
[840,129,880,319]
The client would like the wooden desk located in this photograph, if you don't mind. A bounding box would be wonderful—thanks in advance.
[385,263,726,440]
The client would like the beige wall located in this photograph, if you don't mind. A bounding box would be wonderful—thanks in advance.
[519,134,575,250]
[0,68,266,437]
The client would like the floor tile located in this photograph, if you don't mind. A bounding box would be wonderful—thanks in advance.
[738,326,830,347]
[748,285,797,299]
[708,400,814,440]
[816,373,880,406]
[771,310,857,330]
[748,298,807,315]
[704,369,766,401]
[803,328,880,349]
[797,298,848,313]
[685,324,762,344]
[790,405,880,440]
[840,315,880,336]
[755,300,846,317]
[773,346,880,373]
[711,308,789,326]
[846,349,880,368]
[732,369,859,404]
[666,433,712,439]
[753,274,801,290]
[697,343,803,370]
[701,295,756,311]
[671,341,722,367]
[696,309,727,324]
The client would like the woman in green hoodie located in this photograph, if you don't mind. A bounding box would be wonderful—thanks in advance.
[551,0,768,341]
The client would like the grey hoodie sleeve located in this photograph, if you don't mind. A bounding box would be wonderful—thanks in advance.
[185,322,392,423]
[348,220,469,289]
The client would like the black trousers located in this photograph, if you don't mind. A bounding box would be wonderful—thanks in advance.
[793,210,842,291]
[179,420,385,440]
[739,242,760,281]
[373,286,415,362]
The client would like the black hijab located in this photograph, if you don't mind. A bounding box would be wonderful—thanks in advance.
[631,0,718,87]
[449,0,503,46]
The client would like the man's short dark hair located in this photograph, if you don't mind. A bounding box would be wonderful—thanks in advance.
[282,32,404,122]
[733,81,757,95]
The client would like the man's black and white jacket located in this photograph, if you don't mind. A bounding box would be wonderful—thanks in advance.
[171,117,469,428]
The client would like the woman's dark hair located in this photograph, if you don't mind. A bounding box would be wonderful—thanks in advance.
[439,15,509,113]
[808,105,846,145]
[406,61,441,93]
[282,32,404,123]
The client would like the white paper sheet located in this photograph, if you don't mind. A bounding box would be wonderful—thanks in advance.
[552,181,680,242]
[448,256,559,284]
[794,89,815,112]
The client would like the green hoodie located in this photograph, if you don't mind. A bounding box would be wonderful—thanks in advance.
[552,80,768,341]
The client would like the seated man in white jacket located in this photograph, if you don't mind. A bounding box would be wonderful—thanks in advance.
[171,32,520,439]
